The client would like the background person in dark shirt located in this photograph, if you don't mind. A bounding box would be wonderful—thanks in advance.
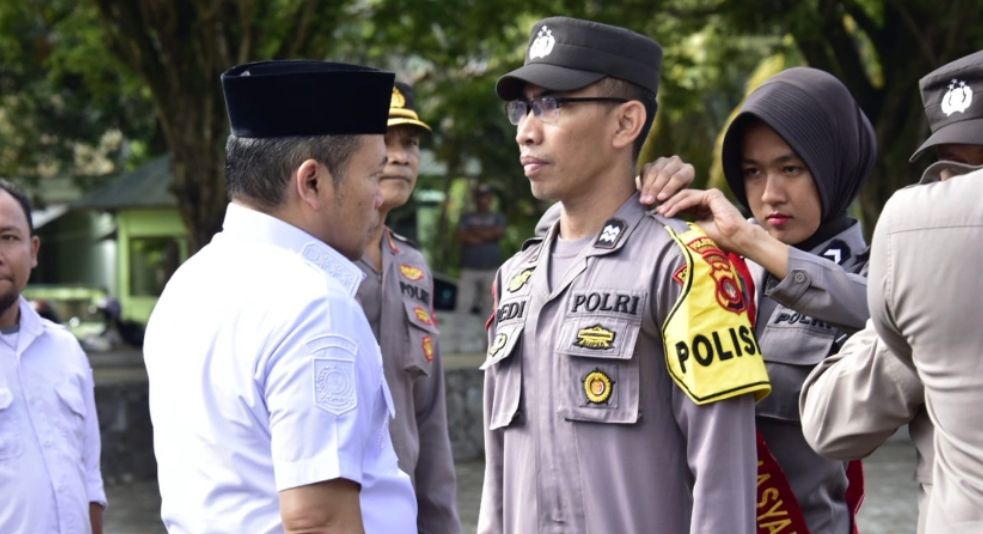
[456,184,506,317]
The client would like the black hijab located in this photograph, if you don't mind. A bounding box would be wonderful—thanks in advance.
[721,67,877,250]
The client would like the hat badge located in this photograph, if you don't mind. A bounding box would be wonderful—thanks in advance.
[529,26,556,60]
[391,86,406,109]
[941,79,973,117]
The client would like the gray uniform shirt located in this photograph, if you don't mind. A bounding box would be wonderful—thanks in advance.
[868,169,983,532]
[800,319,933,534]
[356,229,461,534]
[478,196,758,534]
[752,221,869,533]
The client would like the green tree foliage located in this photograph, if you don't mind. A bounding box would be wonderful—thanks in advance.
[0,1,154,199]
[1,0,977,260]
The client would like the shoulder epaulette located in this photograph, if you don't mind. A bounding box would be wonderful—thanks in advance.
[520,235,544,251]
[390,230,419,250]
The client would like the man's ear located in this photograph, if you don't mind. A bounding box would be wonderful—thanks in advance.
[293,158,329,209]
[611,100,646,150]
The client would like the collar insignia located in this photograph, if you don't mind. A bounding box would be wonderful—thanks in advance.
[508,268,535,293]
[594,219,626,249]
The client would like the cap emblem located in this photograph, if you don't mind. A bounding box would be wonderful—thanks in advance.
[529,26,556,60]
[941,79,973,117]
[391,86,406,109]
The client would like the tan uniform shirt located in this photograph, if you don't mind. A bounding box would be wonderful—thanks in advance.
[867,169,983,532]
[356,229,461,534]
[478,196,761,534]
[800,319,934,534]
[751,222,869,533]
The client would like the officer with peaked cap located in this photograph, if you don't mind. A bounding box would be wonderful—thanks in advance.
[479,16,769,533]
[355,81,461,534]
[800,48,983,534]
[144,60,417,533]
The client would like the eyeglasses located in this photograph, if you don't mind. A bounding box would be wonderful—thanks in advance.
[505,95,629,125]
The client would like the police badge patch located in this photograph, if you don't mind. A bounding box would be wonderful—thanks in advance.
[583,369,614,404]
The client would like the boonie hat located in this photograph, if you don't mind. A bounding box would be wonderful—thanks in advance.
[221,59,395,138]
[496,16,663,100]
[910,49,983,161]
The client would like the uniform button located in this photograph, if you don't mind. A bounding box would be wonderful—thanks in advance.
[792,271,807,283]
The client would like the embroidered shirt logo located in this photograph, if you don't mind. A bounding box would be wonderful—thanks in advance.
[575,324,616,350]
[508,268,535,292]
[489,332,508,357]
[400,264,424,281]
[414,306,433,325]
[529,26,556,59]
[314,358,357,415]
[942,79,973,116]
[583,369,614,404]
[422,335,435,362]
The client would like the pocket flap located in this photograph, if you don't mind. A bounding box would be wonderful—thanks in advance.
[401,298,439,334]
[56,385,86,417]
[481,323,523,370]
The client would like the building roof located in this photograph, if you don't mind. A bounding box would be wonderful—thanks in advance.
[73,156,176,210]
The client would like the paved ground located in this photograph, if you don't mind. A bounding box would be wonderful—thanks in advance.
[106,440,919,533]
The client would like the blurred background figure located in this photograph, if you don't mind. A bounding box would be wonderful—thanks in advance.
[456,184,506,318]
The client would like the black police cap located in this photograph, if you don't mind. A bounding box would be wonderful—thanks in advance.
[496,17,663,100]
[389,81,431,132]
[911,49,983,161]
[221,60,395,138]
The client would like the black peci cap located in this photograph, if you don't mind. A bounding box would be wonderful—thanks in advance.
[910,49,983,162]
[389,81,431,132]
[496,16,663,101]
[221,60,395,138]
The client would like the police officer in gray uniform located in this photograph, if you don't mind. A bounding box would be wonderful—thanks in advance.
[800,49,983,534]
[355,81,460,533]
[654,68,878,532]
[479,17,770,534]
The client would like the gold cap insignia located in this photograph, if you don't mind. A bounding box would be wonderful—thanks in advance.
[391,87,406,109]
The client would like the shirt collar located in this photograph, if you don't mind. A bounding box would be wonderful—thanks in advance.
[220,202,365,297]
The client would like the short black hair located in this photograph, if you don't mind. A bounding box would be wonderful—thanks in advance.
[0,179,34,235]
[224,134,361,210]
[596,77,657,162]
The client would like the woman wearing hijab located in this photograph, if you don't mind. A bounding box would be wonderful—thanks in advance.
[655,67,878,533]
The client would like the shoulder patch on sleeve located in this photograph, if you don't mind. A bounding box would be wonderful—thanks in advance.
[661,223,771,405]
[309,334,359,415]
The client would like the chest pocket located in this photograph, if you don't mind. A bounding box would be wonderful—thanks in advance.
[481,322,524,430]
[556,315,641,424]
[0,386,22,461]
[758,317,839,421]
[400,298,439,376]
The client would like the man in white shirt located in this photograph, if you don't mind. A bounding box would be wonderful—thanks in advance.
[143,60,416,533]
[0,178,106,534]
